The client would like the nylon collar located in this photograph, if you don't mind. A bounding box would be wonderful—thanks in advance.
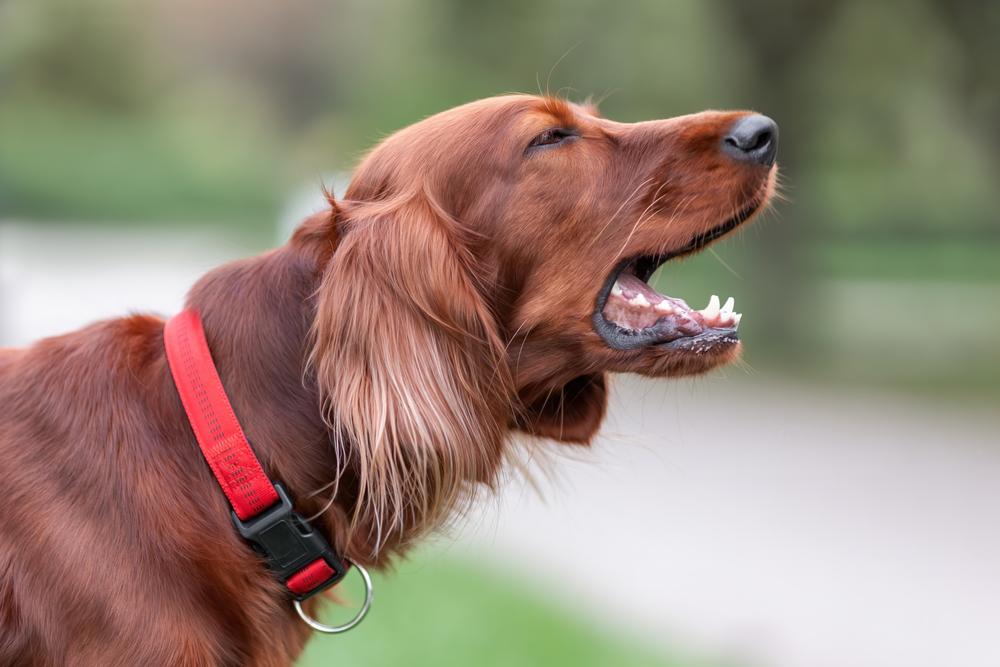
[163,308,345,600]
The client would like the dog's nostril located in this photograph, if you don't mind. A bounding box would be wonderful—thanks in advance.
[722,115,779,167]
[750,131,771,151]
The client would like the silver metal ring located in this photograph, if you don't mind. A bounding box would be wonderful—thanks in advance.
[294,561,373,634]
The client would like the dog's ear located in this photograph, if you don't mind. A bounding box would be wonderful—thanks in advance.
[311,196,512,554]
[514,373,608,445]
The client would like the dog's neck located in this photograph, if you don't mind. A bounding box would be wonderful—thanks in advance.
[182,213,356,550]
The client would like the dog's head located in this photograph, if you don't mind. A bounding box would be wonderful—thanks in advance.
[308,95,777,559]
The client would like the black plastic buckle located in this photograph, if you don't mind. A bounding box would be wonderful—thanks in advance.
[232,482,347,601]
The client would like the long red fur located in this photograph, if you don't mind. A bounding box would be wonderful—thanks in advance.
[0,95,775,665]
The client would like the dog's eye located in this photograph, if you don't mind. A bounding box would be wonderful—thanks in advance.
[529,128,574,149]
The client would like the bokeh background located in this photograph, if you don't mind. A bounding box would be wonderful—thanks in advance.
[1,1,998,666]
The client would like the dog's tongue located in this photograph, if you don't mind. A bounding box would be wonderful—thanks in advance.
[617,272,676,307]
[602,272,742,333]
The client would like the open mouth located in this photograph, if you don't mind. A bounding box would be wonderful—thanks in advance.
[592,202,761,352]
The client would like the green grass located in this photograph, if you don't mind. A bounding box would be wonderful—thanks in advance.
[296,557,719,667]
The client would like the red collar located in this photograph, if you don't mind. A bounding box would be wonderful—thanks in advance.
[163,308,345,600]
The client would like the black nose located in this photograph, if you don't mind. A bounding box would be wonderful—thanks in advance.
[722,114,778,167]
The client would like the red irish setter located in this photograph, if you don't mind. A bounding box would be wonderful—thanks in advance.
[0,95,777,665]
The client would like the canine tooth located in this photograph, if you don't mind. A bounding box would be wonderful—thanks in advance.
[611,281,623,296]
[721,297,735,313]
[702,294,720,318]
[629,293,650,307]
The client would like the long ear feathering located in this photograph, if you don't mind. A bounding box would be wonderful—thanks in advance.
[310,193,514,558]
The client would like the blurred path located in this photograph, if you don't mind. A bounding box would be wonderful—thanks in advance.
[4,221,999,667]
[455,376,1000,667]
[0,222,257,346]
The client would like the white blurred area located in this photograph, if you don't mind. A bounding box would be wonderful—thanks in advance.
[2,216,999,667]
[0,222,252,346]
[458,378,1000,667]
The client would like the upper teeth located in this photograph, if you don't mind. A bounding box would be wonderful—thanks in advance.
[628,293,650,307]
[611,281,623,296]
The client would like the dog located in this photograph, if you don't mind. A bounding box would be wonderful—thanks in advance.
[0,94,777,665]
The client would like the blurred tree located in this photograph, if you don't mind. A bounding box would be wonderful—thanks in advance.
[148,0,340,128]
[709,0,845,353]
[934,0,1000,168]
[803,0,997,235]
[711,0,1000,359]
[0,0,157,112]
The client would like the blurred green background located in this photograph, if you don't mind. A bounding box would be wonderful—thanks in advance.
[1,0,998,664]
[2,0,997,395]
